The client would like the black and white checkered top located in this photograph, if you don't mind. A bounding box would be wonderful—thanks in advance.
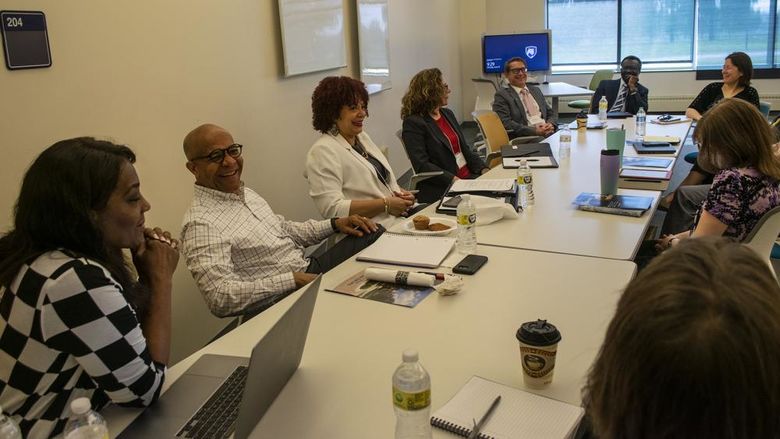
[0,250,166,438]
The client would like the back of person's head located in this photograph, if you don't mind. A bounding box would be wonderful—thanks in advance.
[696,98,780,179]
[726,51,753,87]
[400,68,445,119]
[584,237,780,439]
[0,137,136,289]
[311,76,369,133]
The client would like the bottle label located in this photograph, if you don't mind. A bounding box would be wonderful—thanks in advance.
[392,387,431,411]
[457,213,476,226]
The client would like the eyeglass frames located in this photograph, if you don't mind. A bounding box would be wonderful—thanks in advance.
[189,143,243,163]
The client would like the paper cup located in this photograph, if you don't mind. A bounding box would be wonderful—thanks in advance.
[516,320,561,388]
[576,116,587,130]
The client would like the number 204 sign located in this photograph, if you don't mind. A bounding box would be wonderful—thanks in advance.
[1,11,52,70]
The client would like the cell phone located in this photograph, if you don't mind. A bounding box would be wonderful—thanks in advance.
[452,254,488,275]
[641,141,671,147]
[442,195,462,209]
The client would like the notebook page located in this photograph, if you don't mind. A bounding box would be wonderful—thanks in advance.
[431,376,584,439]
[355,233,456,268]
[450,179,515,193]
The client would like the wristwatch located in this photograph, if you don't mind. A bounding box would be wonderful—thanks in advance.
[330,217,339,232]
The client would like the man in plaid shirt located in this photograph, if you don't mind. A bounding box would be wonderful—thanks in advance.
[181,124,383,317]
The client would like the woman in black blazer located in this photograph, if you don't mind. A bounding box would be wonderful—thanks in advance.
[401,68,489,203]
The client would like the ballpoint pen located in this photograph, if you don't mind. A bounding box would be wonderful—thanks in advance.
[467,395,501,439]
[514,150,539,158]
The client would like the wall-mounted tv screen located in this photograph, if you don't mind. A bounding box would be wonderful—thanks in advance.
[482,31,551,75]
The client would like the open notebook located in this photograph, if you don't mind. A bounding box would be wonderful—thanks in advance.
[355,233,455,268]
[431,376,584,439]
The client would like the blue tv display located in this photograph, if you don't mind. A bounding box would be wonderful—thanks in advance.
[482,31,552,74]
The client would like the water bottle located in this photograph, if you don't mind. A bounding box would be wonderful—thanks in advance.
[0,407,21,439]
[598,95,608,122]
[392,350,431,439]
[456,194,477,254]
[636,107,646,140]
[516,159,535,208]
[558,124,571,160]
[63,398,108,439]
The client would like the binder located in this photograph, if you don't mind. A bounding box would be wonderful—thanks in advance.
[354,233,455,268]
[500,143,559,169]
[435,179,520,214]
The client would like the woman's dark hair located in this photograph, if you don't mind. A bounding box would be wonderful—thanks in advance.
[0,137,148,314]
[311,76,369,133]
[584,237,780,439]
[400,68,447,119]
[696,98,780,178]
[725,51,753,87]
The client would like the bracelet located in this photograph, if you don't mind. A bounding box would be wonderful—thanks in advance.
[330,217,338,232]
[383,197,389,214]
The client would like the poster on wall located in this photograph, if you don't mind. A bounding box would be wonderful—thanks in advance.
[278,0,346,77]
[357,0,391,94]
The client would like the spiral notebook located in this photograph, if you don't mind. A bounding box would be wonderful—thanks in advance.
[430,376,584,439]
[355,233,456,268]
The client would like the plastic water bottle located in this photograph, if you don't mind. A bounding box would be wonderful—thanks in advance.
[456,194,477,254]
[636,107,646,140]
[392,349,431,439]
[0,407,21,439]
[558,124,571,160]
[516,159,535,208]
[598,95,608,122]
[63,398,108,439]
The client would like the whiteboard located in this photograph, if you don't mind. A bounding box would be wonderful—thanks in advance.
[278,0,347,77]
[357,0,391,94]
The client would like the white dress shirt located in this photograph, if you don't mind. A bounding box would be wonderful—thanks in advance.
[181,184,332,317]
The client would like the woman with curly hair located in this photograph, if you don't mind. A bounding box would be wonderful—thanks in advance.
[401,68,488,203]
[306,76,415,227]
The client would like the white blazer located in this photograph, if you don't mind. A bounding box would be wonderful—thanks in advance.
[305,131,402,227]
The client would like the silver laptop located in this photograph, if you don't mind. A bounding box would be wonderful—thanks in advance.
[118,277,320,439]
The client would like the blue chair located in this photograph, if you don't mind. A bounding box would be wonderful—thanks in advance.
[684,151,698,164]
[760,101,772,119]
[772,243,780,260]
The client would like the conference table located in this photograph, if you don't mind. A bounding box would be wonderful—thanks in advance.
[418,115,693,260]
[105,245,636,438]
[536,82,594,120]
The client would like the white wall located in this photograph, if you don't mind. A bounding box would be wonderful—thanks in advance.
[0,0,464,363]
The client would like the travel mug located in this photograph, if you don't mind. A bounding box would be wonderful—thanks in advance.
[600,149,620,196]
[606,128,626,156]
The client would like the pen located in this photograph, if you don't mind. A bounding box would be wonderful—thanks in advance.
[515,150,539,158]
[467,395,501,439]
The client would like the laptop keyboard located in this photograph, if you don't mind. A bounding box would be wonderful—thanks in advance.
[176,366,249,438]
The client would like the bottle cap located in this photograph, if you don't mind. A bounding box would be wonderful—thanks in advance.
[402,349,419,363]
[70,397,91,415]
[516,319,561,346]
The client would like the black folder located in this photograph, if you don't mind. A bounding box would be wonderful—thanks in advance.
[500,143,559,168]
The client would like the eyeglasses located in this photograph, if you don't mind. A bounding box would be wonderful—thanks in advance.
[190,143,243,163]
[509,67,528,74]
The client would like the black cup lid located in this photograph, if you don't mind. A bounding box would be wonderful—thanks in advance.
[516,319,561,346]
[601,149,620,156]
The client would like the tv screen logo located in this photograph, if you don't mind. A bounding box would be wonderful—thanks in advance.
[525,46,537,59]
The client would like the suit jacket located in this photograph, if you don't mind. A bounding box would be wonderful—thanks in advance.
[401,107,488,203]
[305,131,402,227]
[492,84,555,138]
[589,79,649,115]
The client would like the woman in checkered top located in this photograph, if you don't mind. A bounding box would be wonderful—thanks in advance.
[0,138,179,438]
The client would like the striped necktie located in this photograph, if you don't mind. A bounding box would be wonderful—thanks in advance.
[610,85,627,112]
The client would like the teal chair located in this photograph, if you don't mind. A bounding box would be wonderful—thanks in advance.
[760,101,772,120]
[567,69,614,111]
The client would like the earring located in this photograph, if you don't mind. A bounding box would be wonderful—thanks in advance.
[328,124,340,137]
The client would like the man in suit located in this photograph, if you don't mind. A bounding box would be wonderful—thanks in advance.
[590,55,649,115]
[492,57,556,139]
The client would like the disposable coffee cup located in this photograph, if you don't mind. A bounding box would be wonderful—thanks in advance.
[606,128,626,156]
[576,115,588,130]
[516,319,561,388]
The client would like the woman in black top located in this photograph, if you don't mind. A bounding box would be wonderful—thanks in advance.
[661,52,760,209]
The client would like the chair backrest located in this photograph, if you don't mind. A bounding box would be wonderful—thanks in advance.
[760,101,772,119]
[472,78,498,113]
[395,129,443,191]
[589,69,614,91]
[743,205,780,273]
[472,110,510,168]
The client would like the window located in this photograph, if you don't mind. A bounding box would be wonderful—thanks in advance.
[547,0,779,72]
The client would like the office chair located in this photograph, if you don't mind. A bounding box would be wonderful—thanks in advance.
[743,205,780,277]
[472,78,498,113]
[472,110,543,168]
[760,101,772,120]
[567,69,613,111]
[394,129,443,191]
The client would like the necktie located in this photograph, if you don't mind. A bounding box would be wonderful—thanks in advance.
[610,85,627,112]
[520,89,541,120]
